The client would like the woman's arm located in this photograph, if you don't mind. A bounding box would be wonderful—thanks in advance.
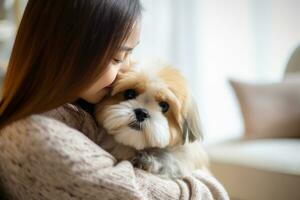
[0,115,228,200]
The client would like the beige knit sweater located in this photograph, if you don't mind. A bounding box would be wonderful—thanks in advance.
[0,103,229,200]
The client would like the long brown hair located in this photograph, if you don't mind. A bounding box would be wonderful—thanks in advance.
[0,0,142,129]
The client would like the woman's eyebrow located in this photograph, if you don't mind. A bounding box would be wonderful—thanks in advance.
[120,41,140,52]
[121,46,134,52]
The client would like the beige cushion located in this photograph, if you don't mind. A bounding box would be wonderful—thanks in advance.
[207,139,300,200]
[208,139,300,175]
[230,77,300,138]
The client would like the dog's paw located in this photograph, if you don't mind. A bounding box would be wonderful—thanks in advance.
[130,150,185,179]
[131,151,154,171]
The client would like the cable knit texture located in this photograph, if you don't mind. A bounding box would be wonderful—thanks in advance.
[0,104,229,200]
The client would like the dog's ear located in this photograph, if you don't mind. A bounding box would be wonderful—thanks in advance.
[182,96,203,143]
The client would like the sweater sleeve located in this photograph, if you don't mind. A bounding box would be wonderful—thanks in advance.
[0,115,229,200]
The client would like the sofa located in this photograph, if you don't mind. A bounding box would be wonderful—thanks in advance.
[206,46,300,200]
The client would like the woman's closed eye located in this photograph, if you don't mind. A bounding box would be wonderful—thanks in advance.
[113,58,124,64]
[113,50,133,64]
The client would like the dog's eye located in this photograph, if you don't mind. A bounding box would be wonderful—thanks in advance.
[124,89,138,100]
[159,101,169,113]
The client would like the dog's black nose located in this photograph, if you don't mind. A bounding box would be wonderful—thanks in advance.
[134,108,150,122]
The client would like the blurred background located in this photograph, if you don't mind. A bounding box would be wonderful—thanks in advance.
[1,1,300,199]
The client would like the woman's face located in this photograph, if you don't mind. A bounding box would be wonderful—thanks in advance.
[79,21,141,103]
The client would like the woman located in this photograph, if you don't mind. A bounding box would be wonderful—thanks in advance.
[0,0,229,199]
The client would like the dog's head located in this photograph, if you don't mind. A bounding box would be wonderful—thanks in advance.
[95,63,202,150]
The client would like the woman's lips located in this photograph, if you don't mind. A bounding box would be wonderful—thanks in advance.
[105,84,113,89]
[103,85,113,95]
[104,86,112,92]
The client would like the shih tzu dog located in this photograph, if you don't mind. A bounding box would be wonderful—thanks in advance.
[95,61,209,178]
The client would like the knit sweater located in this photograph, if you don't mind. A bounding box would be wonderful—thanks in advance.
[0,103,229,200]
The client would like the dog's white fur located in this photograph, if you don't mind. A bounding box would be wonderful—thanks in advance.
[95,61,209,178]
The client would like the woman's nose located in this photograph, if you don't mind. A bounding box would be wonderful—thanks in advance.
[120,56,132,73]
